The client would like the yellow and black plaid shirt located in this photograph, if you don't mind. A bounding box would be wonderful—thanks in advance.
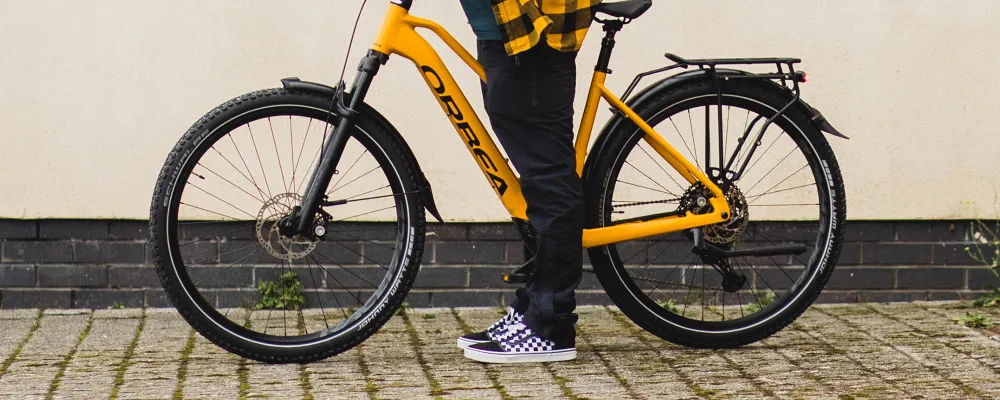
[490,0,603,55]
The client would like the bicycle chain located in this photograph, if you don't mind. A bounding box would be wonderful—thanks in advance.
[613,197,682,209]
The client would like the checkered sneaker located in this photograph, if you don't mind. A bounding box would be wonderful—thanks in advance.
[492,320,531,344]
[486,308,524,342]
[457,308,525,349]
[464,327,577,363]
[499,334,555,353]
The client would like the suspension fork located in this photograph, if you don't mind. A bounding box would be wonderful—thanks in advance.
[293,50,388,236]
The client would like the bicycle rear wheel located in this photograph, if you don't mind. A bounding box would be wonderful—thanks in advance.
[586,79,846,348]
[149,88,425,363]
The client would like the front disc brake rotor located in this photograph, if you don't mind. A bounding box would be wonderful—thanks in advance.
[256,193,317,260]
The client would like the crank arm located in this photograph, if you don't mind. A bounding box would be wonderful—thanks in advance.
[720,244,807,258]
[693,240,807,260]
[691,228,807,260]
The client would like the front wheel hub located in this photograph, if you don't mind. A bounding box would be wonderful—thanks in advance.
[256,193,317,261]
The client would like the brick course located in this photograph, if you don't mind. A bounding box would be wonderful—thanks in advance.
[0,219,994,309]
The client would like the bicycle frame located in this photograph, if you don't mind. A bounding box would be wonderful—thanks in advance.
[302,1,731,248]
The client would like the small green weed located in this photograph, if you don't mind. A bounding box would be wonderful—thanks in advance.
[395,302,409,316]
[421,313,436,319]
[954,312,993,328]
[253,271,305,310]
[973,286,1000,307]
[655,299,681,314]
[747,290,777,313]
[109,302,126,310]
[964,199,1000,276]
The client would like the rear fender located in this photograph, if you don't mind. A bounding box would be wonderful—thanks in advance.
[582,69,847,183]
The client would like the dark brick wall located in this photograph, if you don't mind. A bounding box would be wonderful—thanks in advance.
[0,219,995,309]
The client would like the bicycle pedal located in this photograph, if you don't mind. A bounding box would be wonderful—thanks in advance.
[501,272,531,285]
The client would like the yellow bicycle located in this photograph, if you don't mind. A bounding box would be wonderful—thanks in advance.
[150,0,847,363]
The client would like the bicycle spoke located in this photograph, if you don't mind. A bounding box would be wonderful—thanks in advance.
[245,124,274,198]
[295,126,329,194]
[220,139,269,201]
[636,143,686,192]
[306,254,360,319]
[329,149,369,194]
[667,116,700,173]
[745,182,815,201]
[206,249,264,305]
[224,256,258,320]
[333,190,417,205]
[291,118,315,192]
[744,147,801,195]
[743,230,797,283]
[617,180,673,195]
[625,161,678,197]
[317,242,389,273]
[345,185,391,200]
[747,164,810,205]
[179,202,242,222]
[191,242,259,265]
[328,166,380,196]
[267,117,289,193]
[187,183,257,219]
[302,256,331,329]
[687,110,699,169]
[196,164,266,204]
[196,247,265,287]
[326,230,397,251]
[179,224,255,246]
[738,125,784,180]
[331,205,397,225]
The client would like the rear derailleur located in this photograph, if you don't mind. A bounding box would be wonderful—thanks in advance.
[690,227,748,293]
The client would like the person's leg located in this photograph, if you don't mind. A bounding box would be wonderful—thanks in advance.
[477,40,584,342]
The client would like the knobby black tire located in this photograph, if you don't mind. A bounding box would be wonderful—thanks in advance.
[149,88,426,363]
[585,80,847,348]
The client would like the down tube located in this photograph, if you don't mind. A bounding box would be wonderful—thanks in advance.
[407,51,528,219]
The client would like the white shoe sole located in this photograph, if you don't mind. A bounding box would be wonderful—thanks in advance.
[463,348,577,363]
[456,337,490,349]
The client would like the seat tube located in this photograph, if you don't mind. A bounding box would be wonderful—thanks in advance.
[575,71,606,176]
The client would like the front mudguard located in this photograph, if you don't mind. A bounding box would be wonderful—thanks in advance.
[280,77,445,223]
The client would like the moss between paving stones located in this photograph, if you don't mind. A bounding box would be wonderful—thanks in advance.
[357,348,379,400]
[449,309,514,400]
[171,329,197,400]
[110,309,147,400]
[400,312,446,397]
[0,309,44,379]
[575,318,642,399]
[46,313,95,400]
[605,306,714,399]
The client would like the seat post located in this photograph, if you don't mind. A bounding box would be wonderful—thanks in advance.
[595,20,624,73]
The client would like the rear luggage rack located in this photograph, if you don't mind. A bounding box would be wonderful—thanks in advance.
[620,53,806,103]
[616,53,817,180]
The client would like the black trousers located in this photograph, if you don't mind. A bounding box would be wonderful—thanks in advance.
[477,40,585,340]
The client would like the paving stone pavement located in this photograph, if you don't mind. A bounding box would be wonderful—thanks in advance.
[2,303,1000,399]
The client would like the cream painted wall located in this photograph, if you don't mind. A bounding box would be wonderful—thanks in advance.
[0,1,997,220]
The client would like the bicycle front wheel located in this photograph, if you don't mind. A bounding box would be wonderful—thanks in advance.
[586,79,846,348]
[149,88,426,363]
